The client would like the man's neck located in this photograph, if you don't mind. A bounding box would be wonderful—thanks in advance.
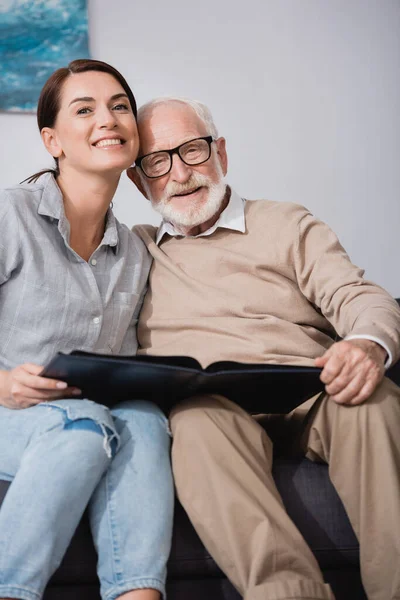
[174,186,231,237]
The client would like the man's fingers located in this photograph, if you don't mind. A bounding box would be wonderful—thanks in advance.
[315,347,333,367]
[347,362,385,405]
[329,363,382,405]
[315,355,327,367]
[329,370,367,404]
[319,353,346,385]
[347,377,382,405]
[323,356,364,396]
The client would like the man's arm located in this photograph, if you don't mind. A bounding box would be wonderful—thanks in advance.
[292,209,400,404]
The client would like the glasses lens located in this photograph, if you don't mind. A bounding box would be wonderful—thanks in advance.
[142,152,171,178]
[180,138,211,165]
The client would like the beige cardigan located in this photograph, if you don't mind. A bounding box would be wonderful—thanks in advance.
[134,199,400,368]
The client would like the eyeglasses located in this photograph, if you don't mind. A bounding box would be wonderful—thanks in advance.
[135,136,214,179]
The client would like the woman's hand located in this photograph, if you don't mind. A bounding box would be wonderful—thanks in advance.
[0,364,81,409]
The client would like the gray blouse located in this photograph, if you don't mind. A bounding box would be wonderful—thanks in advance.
[0,173,151,370]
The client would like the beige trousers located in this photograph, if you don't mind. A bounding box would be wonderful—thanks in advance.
[169,377,400,600]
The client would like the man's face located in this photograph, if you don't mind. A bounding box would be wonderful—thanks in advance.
[134,103,228,228]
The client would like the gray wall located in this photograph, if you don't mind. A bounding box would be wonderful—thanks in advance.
[1,0,399,295]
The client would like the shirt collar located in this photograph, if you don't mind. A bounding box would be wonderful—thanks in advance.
[102,209,119,250]
[37,172,119,250]
[37,172,64,220]
[155,187,246,245]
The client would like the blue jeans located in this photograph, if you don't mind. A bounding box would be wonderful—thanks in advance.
[0,398,174,600]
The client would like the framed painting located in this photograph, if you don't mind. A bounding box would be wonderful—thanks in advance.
[0,0,90,112]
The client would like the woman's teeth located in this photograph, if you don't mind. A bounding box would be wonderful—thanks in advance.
[95,139,122,148]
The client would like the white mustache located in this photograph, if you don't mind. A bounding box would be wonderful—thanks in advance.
[162,173,211,203]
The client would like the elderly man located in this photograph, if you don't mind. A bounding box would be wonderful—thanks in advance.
[127,97,400,600]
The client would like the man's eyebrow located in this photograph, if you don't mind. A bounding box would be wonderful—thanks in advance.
[68,93,129,107]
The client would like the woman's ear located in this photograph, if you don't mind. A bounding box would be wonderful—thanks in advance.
[41,127,63,158]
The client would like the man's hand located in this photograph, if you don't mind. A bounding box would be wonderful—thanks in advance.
[0,364,81,410]
[315,339,386,405]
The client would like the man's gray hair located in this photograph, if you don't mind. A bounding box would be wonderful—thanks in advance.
[137,97,219,138]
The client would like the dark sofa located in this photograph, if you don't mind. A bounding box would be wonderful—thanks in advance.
[1,300,399,600]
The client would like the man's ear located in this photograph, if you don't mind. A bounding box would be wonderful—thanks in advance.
[41,127,63,158]
[126,166,149,200]
[215,137,228,176]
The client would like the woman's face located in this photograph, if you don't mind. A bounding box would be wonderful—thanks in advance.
[42,70,139,177]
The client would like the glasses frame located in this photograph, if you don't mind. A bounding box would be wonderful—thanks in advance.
[135,135,214,179]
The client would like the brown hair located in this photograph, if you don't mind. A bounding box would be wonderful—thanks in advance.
[24,58,137,183]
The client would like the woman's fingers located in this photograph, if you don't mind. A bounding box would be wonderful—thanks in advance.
[14,364,69,390]
[1,364,81,409]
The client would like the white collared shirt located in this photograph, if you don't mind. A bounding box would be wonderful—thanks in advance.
[156,188,246,244]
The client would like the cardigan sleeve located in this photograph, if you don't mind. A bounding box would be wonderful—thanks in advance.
[293,209,400,365]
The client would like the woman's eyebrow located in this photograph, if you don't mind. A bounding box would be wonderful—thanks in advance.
[68,96,94,107]
[68,93,129,107]
[110,93,129,101]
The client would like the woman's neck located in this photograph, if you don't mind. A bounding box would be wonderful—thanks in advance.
[56,168,120,261]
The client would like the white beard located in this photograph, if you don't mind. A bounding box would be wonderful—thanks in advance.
[143,161,227,229]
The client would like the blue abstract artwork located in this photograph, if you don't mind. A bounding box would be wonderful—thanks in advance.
[0,0,90,112]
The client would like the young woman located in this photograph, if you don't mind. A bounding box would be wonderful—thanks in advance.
[0,60,173,600]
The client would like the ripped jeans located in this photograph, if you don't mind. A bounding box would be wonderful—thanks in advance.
[0,398,174,600]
